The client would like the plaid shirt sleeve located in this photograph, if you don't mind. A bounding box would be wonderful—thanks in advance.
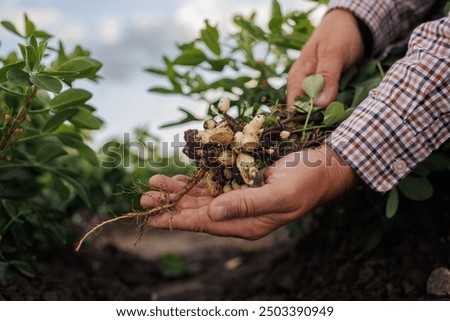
[326,15,450,192]
[328,0,438,57]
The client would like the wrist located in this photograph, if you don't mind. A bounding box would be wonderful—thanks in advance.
[315,144,359,201]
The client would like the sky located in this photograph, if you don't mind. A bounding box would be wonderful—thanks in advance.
[0,0,325,150]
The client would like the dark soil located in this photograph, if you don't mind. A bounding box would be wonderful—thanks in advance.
[1,176,450,301]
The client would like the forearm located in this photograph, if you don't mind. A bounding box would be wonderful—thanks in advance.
[326,15,450,192]
[328,0,439,57]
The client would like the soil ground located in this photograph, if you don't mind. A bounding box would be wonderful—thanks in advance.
[1,175,450,301]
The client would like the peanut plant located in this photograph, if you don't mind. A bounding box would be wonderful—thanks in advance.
[144,0,450,245]
[0,15,105,284]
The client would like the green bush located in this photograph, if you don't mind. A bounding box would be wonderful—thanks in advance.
[0,15,106,283]
[0,14,196,284]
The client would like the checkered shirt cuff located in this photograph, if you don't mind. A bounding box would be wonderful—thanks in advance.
[326,15,450,192]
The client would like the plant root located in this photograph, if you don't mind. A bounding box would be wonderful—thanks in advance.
[75,168,207,252]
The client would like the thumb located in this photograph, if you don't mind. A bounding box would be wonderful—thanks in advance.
[313,57,343,107]
[208,184,281,221]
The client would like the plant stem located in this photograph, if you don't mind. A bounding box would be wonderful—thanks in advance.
[301,97,314,141]
[0,86,37,158]
[376,61,385,78]
[292,124,331,133]
[16,132,55,144]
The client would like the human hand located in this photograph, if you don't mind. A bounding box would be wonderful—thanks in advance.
[287,9,365,107]
[140,145,358,240]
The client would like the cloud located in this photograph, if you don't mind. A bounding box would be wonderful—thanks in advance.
[99,16,123,45]
[174,0,270,36]
[86,8,194,81]
[0,0,20,10]
[0,5,87,44]
[89,0,271,82]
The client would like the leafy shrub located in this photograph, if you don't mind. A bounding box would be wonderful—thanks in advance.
[0,15,106,283]
[0,14,196,284]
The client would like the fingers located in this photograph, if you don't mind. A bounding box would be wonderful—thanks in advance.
[149,174,185,192]
[287,44,343,108]
[206,183,287,222]
[286,44,317,107]
[313,52,344,107]
[140,174,212,209]
[147,207,281,240]
[140,190,213,209]
[148,174,210,196]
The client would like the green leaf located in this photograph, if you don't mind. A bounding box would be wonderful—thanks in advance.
[351,76,381,107]
[148,87,175,94]
[36,143,68,162]
[57,132,99,166]
[233,15,267,41]
[0,262,14,286]
[398,176,434,201]
[25,43,39,70]
[351,85,369,107]
[323,101,346,126]
[57,56,102,81]
[10,260,36,278]
[272,33,309,49]
[30,74,62,93]
[359,225,383,252]
[173,48,207,66]
[43,108,79,132]
[57,172,91,207]
[2,199,17,217]
[201,20,221,56]
[207,58,232,72]
[269,0,283,34]
[1,20,22,37]
[302,74,324,98]
[47,223,68,245]
[6,69,31,87]
[0,61,26,84]
[339,66,358,91]
[69,108,103,130]
[343,107,355,119]
[35,89,51,107]
[385,187,399,218]
[160,107,202,128]
[422,153,450,172]
[444,2,450,15]
[52,175,71,201]
[294,97,311,113]
[24,14,36,37]
[39,70,79,77]
[50,88,92,109]
[29,35,39,54]
[37,41,48,61]
[412,163,431,176]
[336,90,354,106]
[144,67,167,76]
[0,84,26,96]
